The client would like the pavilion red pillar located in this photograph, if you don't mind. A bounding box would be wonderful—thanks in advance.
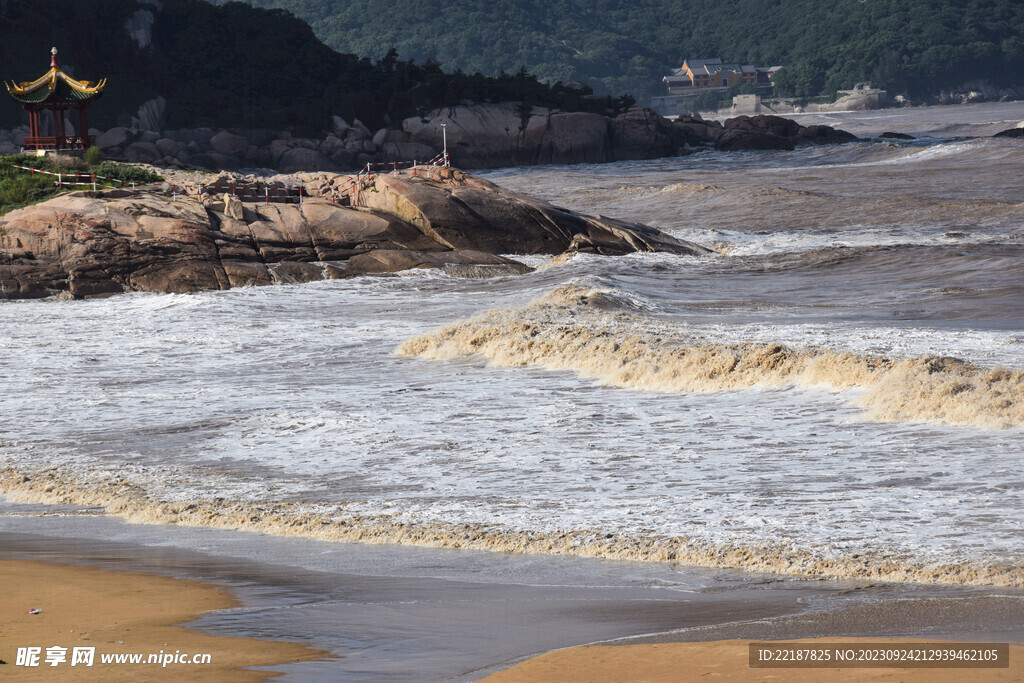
[78,107,88,146]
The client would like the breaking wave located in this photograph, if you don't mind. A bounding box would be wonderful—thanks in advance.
[397,285,1024,430]
[1,466,1020,588]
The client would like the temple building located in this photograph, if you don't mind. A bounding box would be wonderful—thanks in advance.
[651,58,781,116]
[663,58,780,93]
[5,47,106,152]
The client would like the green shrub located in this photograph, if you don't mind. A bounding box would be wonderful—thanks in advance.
[84,146,103,167]
[93,161,161,184]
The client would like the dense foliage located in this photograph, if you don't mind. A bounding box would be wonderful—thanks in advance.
[0,0,632,133]
[0,154,160,215]
[207,0,1024,101]
[0,157,64,215]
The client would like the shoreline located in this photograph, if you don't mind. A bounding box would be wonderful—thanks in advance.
[3,502,1023,681]
[0,558,328,681]
[2,465,1021,589]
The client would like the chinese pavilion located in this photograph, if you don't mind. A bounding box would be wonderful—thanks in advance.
[5,47,106,152]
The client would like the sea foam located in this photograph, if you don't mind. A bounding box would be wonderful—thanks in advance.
[397,285,1024,430]
[1,465,1021,587]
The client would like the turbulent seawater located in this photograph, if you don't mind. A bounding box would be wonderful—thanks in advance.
[1,104,1022,586]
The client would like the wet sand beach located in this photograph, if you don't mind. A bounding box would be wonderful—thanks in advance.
[485,638,1024,682]
[0,559,326,681]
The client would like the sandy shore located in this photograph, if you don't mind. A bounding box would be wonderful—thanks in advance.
[484,638,1023,682]
[0,559,327,681]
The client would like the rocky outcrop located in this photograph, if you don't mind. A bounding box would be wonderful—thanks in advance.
[993,127,1024,138]
[714,115,860,151]
[669,113,864,152]
[56,105,858,174]
[345,167,707,257]
[402,103,613,167]
[403,103,704,167]
[608,106,680,160]
[0,168,711,299]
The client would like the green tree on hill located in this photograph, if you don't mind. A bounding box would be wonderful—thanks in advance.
[206,0,1024,101]
[0,0,632,134]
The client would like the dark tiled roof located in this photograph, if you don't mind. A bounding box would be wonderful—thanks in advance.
[6,68,105,106]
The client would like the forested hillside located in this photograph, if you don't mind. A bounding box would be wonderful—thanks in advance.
[0,0,630,131]
[207,0,1024,102]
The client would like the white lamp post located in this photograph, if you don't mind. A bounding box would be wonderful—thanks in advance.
[440,122,449,167]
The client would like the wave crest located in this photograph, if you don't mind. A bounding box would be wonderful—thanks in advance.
[397,286,1024,429]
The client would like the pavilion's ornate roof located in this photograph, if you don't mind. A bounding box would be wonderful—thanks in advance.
[5,48,105,106]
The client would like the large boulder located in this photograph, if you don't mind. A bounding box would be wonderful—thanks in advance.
[714,115,858,151]
[96,127,134,151]
[351,167,713,257]
[403,103,611,168]
[608,106,677,160]
[380,140,438,163]
[879,131,915,140]
[715,128,796,151]
[210,130,250,157]
[798,125,860,144]
[725,114,801,138]
[124,141,161,163]
[352,119,373,138]
[403,104,523,167]
[331,116,351,136]
[269,138,319,165]
[320,134,346,158]
[671,113,723,146]
[155,138,179,156]
[521,111,610,165]
[994,128,1024,138]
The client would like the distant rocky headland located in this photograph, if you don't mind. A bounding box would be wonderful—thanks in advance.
[0,105,862,173]
[0,166,712,300]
